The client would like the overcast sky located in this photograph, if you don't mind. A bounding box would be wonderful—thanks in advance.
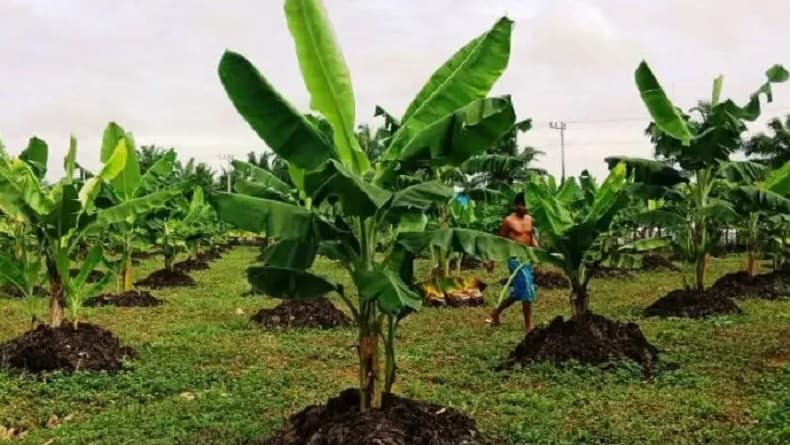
[2,0,789,180]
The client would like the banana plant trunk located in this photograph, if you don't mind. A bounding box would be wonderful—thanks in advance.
[747,251,759,278]
[358,323,381,411]
[571,288,590,322]
[122,256,134,291]
[45,255,65,327]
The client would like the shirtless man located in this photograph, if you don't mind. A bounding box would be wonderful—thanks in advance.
[486,194,539,333]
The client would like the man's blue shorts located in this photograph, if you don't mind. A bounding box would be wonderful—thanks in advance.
[507,257,537,303]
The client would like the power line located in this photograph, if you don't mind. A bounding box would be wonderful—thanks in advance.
[549,121,567,182]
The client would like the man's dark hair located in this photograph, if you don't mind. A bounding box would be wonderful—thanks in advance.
[513,194,526,206]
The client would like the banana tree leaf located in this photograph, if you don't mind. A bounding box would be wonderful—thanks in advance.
[218,51,334,171]
[71,245,104,290]
[284,0,370,175]
[139,150,176,193]
[763,160,790,195]
[95,188,190,228]
[0,253,26,293]
[261,238,317,270]
[631,209,687,228]
[44,183,81,239]
[79,138,128,209]
[388,181,452,211]
[385,17,512,159]
[232,159,292,196]
[20,137,48,179]
[599,253,642,270]
[634,61,693,145]
[701,200,738,221]
[64,136,77,180]
[356,268,421,315]
[733,186,790,214]
[305,160,391,217]
[618,238,671,252]
[396,96,516,166]
[101,123,141,201]
[717,160,769,183]
[524,181,574,238]
[396,228,538,262]
[234,178,295,203]
[605,156,687,186]
[628,183,684,201]
[212,192,317,239]
[0,158,53,216]
[716,64,788,121]
[585,162,628,225]
[395,213,428,234]
[247,265,337,300]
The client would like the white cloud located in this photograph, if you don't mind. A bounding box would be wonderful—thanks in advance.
[1,0,788,180]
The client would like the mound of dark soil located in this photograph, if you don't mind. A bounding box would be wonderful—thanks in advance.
[84,290,164,307]
[641,253,679,272]
[69,269,105,283]
[261,388,489,445]
[197,251,222,262]
[0,322,135,372]
[533,269,568,289]
[174,258,210,272]
[644,289,742,318]
[135,269,196,289]
[501,314,658,375]
[710,271,790,300]
[250,298,350,330]
[131,251,158,260]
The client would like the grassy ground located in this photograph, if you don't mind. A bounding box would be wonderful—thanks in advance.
[0,247,788,444]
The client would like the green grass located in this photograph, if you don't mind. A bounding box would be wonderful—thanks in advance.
[1,247,788,444]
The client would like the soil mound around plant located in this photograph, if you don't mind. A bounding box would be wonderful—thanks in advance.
[644,289,742,318]
[641,253,679,272]
[135,269,196,289]
[84,290,164,307]
[261,388,490,445]
[174,258,210,272]
[250,298,350,330]
[532,269,568,289]
[69,269,105,283]
[197,250,222,262]
[0,322,135,372]
[709,271,790,300]
[501,314,658,375]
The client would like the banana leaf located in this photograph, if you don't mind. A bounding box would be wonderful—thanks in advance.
[247,265,338,299]
[356,268,422,315]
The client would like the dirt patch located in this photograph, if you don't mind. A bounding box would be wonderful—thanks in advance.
[197,250,222,262]
[250,298,351,330]
[644,289,742,318]
[641,253,679,272]
[135,269,196,289]
[500,314,658,376]
[0,322,135,373]
[174,258,210,272]
[710,271,790,300]
[260,388,489,445]
[84,290,164,307]
[532,269,568,289]
[69,269,106,283]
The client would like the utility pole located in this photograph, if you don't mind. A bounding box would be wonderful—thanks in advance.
[549,121,567,183]
[218,154,234,192]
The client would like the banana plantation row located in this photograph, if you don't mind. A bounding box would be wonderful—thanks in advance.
[1,1,788,443]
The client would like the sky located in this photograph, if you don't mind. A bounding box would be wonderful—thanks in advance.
[2,0,789,180]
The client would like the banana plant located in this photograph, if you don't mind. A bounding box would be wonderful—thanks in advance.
[0,128,174,327]
[142,186,214,271]
[608,61,788,291]
[729,160,790,276]
[98,123,182,291]
[214,0,525,411]
[509,164,633,319]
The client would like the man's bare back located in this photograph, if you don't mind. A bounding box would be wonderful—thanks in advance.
[499,213,537,247]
